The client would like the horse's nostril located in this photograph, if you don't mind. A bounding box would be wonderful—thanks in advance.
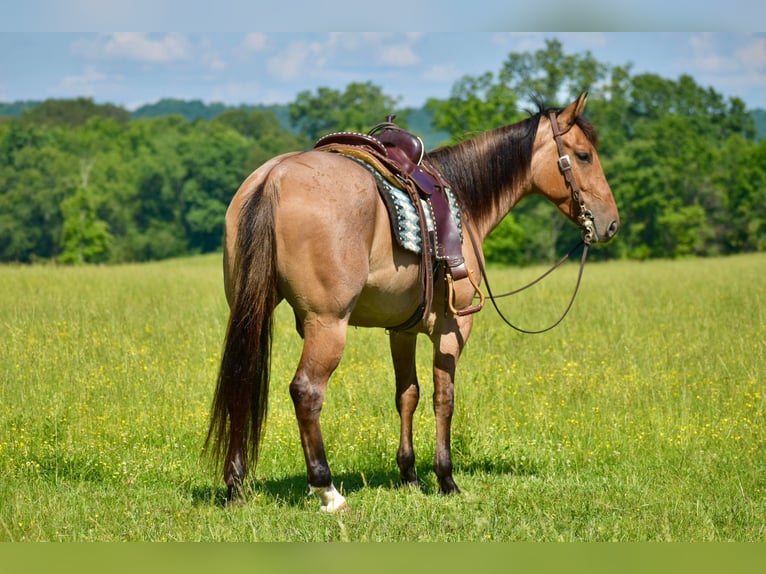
[607,220,619,238]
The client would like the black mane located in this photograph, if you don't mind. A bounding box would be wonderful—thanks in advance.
[426,113,540,222]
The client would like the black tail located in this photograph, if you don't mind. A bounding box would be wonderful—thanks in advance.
[205,181,278,483]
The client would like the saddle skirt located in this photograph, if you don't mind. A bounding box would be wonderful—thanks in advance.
[341,154,461,256]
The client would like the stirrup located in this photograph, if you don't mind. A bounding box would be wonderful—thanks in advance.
[447,269,485,317]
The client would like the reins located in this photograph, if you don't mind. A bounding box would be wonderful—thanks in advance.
[459,108,595,335]
[464,224,589,334]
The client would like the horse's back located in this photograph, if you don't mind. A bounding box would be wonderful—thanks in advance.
[229,151,422,328]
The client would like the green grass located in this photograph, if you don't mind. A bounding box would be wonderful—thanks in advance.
[1,253,764,541]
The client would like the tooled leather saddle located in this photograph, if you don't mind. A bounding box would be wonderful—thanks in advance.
[314,116,483,329]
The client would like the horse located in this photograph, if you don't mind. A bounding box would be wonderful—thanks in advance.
[205,92,619,512]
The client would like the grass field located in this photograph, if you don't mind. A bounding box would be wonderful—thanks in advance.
[0,252,764,541]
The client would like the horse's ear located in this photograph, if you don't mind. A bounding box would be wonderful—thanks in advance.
[557,92,588,131]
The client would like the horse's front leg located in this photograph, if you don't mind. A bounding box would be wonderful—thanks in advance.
[432,316,473,494]
[389,331,420,486]
[289,317,349,512]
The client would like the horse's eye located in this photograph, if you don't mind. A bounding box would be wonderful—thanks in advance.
[575,151,591,163]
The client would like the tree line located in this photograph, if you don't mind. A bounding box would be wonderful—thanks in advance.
[1,39,764,265]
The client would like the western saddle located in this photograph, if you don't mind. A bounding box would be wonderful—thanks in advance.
[314,116,484,329]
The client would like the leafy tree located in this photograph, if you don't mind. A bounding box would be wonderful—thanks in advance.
[0,141,76,261]
[500,38,609,107]
[426,72,522,141]
[289,81,403,141]
[0,120,50,164]
[213,108,310,168]
[131,98,229,121]
[20,97,130,127]
[177,121,251,253]
[584,64,635,155]
[482,213,526,265]
[598,72,760,259]
[753,109,766,140]
[716,136,766,252]
[59,185,112,263]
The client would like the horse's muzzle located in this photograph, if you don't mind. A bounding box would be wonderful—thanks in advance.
[605,219,619,240]
[589,216,619,244]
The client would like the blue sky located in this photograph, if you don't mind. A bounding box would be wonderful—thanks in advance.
[2,32,765,112]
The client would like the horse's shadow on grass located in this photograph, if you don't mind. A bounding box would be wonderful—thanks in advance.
[190,465,416,509]
[190,456,535,508]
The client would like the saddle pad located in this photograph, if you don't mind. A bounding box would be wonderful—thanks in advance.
[343,155,462,256]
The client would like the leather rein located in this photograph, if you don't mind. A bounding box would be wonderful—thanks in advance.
[462,110,595,334]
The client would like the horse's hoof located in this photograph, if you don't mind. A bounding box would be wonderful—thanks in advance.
[400,477,422,490]
[438,477,461,495]
[226,484,246,506]
[321,500,350,513]
[311,483,348,513]
[399,467,420,487]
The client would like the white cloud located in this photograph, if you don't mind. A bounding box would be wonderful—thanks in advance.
[199,37,226,71]
[57,66,120,97]
[359,33,421,67]
[204,55,226,71]
[491,32,546,53]
[735,35,766,73]
[260,33,424,85]
[327,32,392,51]
[267,40,324,81]
[379,44,418,67]
[243,32,268,52]
[683,33,766,103]
[687,33,729,72]
[687,33,764,75]
[687,33,766,76]
[422,63,459,83]
[210,81,263,105]
[315,34,423,66]
[688,32,714,53]
[73,33,191,63]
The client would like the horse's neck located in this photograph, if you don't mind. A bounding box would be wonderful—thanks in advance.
[429,116,539,241]
[430,134,532,243]
[475,184,528,241]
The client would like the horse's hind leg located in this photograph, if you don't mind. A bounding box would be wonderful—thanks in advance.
[224,449,246,502]
[431,317,473,495]
[289,315,349,512]
[390,331,420,486]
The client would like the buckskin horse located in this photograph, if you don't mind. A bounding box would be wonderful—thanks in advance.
[205,93,619,512]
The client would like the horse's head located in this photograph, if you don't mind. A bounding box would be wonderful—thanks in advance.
[531,92,620,244]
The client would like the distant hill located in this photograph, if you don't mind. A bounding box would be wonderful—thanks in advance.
[130,98,232,121]
[4,97,760,145]
[130,99,449,147]
[0,100,42,117]
[128,99,451,148]
[403,107,450,149]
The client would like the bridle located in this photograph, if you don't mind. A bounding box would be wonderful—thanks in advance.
[463,110,595,334]
[549,110,596,246]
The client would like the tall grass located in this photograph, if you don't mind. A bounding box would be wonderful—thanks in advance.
[0,253,763,541]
